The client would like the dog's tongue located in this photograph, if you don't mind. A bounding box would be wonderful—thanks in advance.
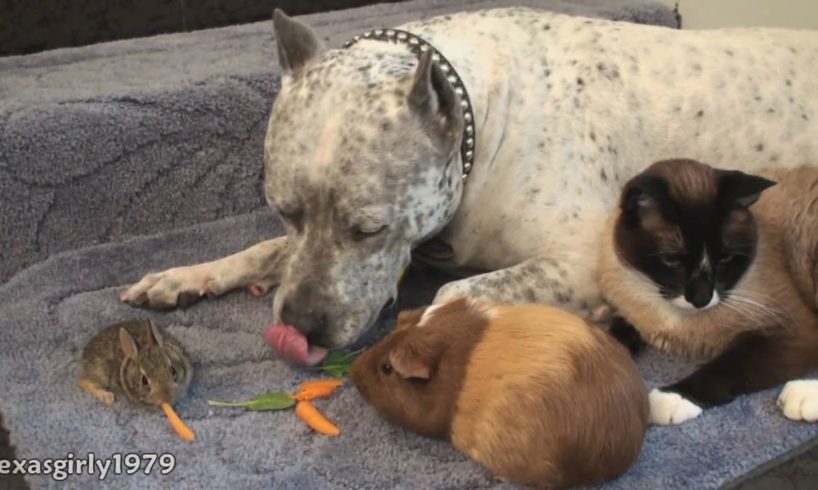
[264,324,328,366]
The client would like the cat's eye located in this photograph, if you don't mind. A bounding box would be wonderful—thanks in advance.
[719,254,735,264]
[140,374,149,388]
[380,362,393,375]
[659,254,682,267]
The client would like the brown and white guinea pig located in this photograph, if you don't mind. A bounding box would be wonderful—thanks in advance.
[350,298,649,489]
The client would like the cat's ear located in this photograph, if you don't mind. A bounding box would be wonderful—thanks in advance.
[718,171,777,208]
[621,174,669,222]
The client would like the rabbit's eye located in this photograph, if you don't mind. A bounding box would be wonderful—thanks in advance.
[140,374,149,388]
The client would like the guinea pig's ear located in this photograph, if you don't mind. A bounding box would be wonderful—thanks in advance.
[119,328,139,360]
[395,307,426,331]
[388,339,438,380]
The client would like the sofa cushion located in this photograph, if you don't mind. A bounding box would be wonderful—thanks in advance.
[0,0,678,283]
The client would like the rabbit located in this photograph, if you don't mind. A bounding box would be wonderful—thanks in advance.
[77,319,193,409]
[350,298,649,489]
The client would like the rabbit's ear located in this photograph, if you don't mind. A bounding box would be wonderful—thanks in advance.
[146,321,165,348]
[119,328,138,360]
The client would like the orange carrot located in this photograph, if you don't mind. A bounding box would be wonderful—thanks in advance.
[300,379,344,392]
[293,379,344,401]
[161,403,196,442]
[295,401,340,437]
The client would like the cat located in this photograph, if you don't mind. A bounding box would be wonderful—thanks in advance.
[598,158,818,425]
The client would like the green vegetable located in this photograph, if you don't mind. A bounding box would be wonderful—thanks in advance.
[318,348,366,377]
[207,392,295,411]
[398,266,409,287]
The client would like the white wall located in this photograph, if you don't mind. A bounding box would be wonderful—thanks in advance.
[661,0,818,30]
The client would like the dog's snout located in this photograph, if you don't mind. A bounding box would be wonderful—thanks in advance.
[280,284,330,342]
[279,299,299,328]
[306,316,329,344]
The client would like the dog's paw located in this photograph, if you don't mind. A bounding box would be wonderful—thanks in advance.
[778,379,818,422]
[649,388,703,425]
[120,266,225,310]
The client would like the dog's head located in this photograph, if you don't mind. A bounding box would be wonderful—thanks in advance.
[264,11,464,356]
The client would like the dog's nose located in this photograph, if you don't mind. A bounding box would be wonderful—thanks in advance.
[280,294,329,342]
[280,300,298,328]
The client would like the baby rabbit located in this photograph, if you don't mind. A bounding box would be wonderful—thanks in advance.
[350,298,648,489]
[77,319,193,409]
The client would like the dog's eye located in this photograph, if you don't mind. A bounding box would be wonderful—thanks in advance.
[354,224,387,240]
[660,254,682,267]
[380,362,393,375]
[277,207,303,229]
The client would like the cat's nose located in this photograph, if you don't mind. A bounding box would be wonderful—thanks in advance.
[685,282,713,308]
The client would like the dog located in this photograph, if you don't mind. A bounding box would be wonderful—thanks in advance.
[121,8,818,421]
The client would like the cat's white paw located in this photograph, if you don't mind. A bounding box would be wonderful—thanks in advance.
[649,389,703,425]
[778,380,818,422]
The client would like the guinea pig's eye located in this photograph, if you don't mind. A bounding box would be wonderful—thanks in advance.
[170,366,178,380]
[140,374,149,388]
[380,362,393,375]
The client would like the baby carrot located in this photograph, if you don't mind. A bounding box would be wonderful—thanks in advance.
[293,379,344,401]
[295,401,340,437]
[300,379,344,392]
[161,403,196,442]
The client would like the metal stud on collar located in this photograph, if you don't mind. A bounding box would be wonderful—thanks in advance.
[344,29,476,180]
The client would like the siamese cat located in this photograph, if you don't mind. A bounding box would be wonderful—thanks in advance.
[599,159,818,425]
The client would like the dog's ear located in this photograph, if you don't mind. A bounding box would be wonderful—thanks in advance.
[408,51,464,156]
[273,9,326,77]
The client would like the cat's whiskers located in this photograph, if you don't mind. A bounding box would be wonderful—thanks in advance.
[722,298,769,325]
[721,300,784,335]
[724,292,796,332]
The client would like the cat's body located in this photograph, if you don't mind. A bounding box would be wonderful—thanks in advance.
[599,160,818,424]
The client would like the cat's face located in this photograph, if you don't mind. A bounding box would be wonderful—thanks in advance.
[614,159,776,311]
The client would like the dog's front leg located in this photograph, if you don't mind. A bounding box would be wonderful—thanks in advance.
[433,256,600,317]
[121,237,288,310]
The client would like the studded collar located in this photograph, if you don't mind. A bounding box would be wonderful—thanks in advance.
[344,29,476,180]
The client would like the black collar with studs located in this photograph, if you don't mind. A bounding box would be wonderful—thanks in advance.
[344,29,476,180]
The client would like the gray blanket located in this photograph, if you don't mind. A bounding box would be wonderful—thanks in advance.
[3,210,818,489]
[4,0,815,488]
[0,0,677,284]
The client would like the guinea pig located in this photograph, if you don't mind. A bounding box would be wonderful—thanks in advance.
[350,298,649,489]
